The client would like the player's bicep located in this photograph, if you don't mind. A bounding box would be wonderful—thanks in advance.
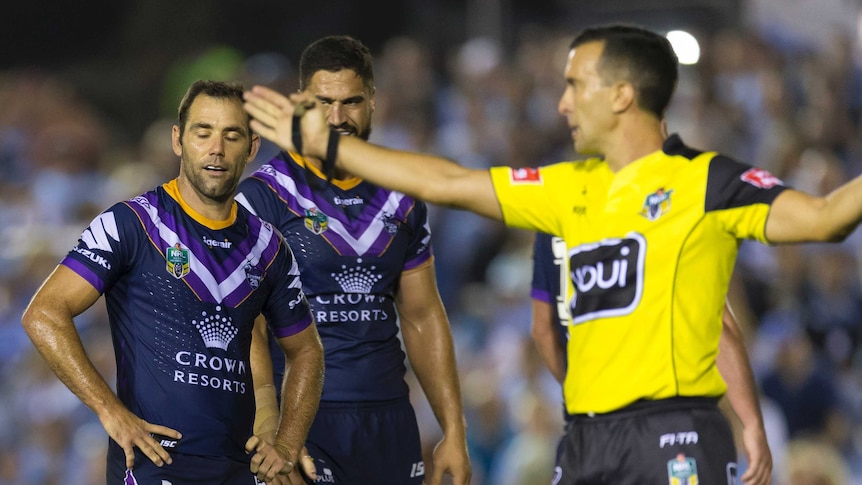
[395,261,444,324]
[22,264,101,338]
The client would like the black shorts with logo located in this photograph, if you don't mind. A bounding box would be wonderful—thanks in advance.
[556,397,737,485]
[303,396,424,485]
[106,440,259,485]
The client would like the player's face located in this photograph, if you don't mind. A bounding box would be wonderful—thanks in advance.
[558,41,616,155]
[307,69,374,140]
[172,95,260,203]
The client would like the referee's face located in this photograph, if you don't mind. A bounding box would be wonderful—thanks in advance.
[558,41,616,156]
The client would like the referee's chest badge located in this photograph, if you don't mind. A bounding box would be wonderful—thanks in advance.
[667,453,698,485]
[166,243,190,279]
[640,188,673,221]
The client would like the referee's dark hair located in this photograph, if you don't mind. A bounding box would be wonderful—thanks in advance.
[571,24,678,119]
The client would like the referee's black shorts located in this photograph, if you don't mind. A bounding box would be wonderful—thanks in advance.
[556,397,737,485]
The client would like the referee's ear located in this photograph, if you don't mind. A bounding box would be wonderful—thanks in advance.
[610,80,636,114]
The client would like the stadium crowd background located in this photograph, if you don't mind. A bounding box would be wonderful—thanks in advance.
[2,0,862,483]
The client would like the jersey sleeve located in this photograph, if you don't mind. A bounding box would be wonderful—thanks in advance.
[402,199,433,271]
[704,155,788,243]
[530,232,557,303]
[262,231,314,338]
[236,174,285,228]
[489,164,568,236]
[60,202,139,294]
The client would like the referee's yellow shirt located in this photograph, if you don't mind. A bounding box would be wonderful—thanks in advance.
[491,134,786,415]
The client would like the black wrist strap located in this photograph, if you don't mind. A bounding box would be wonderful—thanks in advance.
[291,114,303,155]
[322,129,340,182]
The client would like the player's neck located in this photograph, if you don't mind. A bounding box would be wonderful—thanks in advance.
[174,177,235,222]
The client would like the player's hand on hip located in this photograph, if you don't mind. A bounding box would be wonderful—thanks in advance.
[100,409,181,470]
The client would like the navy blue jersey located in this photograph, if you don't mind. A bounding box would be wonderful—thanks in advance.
[530,232,570,345]
[61,180,312,459]
[237,151,433,402]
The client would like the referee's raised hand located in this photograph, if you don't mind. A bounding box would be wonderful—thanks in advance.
[243,85,330,160]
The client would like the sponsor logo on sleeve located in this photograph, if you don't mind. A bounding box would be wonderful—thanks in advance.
[509,167,543,184]
[740,168,782,189]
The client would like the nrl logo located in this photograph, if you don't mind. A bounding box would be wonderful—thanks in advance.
[166,243,190,279]
[304,207,329,235]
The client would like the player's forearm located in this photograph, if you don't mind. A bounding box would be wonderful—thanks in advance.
[250,317,279,438]
[334,136,502,219]
[534,337,566,385]
[403,317,467,437]
[274,342,324,459]
[337,137,460,205]
[531,301,567,384]
[717,322,764,432]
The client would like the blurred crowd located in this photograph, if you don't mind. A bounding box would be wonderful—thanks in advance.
[3,15,862,485]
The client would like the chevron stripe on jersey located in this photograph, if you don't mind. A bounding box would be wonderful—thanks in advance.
[252,163,415,256]
[125,192,281,306]
[81,212,120,252]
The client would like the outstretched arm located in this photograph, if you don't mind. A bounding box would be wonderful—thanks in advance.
[766,178,862,243]
[243,85,503,220]
[21,265,181,470]
[397,261,471,485]
[717,302,772,485]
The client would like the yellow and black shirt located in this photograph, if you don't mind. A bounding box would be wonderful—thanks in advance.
[491,134,786,415]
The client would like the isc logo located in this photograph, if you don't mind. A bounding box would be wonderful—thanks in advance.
[568,234,645,325]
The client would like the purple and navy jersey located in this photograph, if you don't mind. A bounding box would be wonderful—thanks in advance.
[237,151,433,402]
[530,232,570,347]
[61,180,312,459]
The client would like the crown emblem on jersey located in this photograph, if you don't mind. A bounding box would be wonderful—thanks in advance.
[304,207,329,235]
[640,188,673,221]
[331,260,382,293]
[193,306,239,351]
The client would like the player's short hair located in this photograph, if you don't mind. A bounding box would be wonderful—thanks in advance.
[571,24,678,118]
[176,80,248,139]
[299,35,374,92]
